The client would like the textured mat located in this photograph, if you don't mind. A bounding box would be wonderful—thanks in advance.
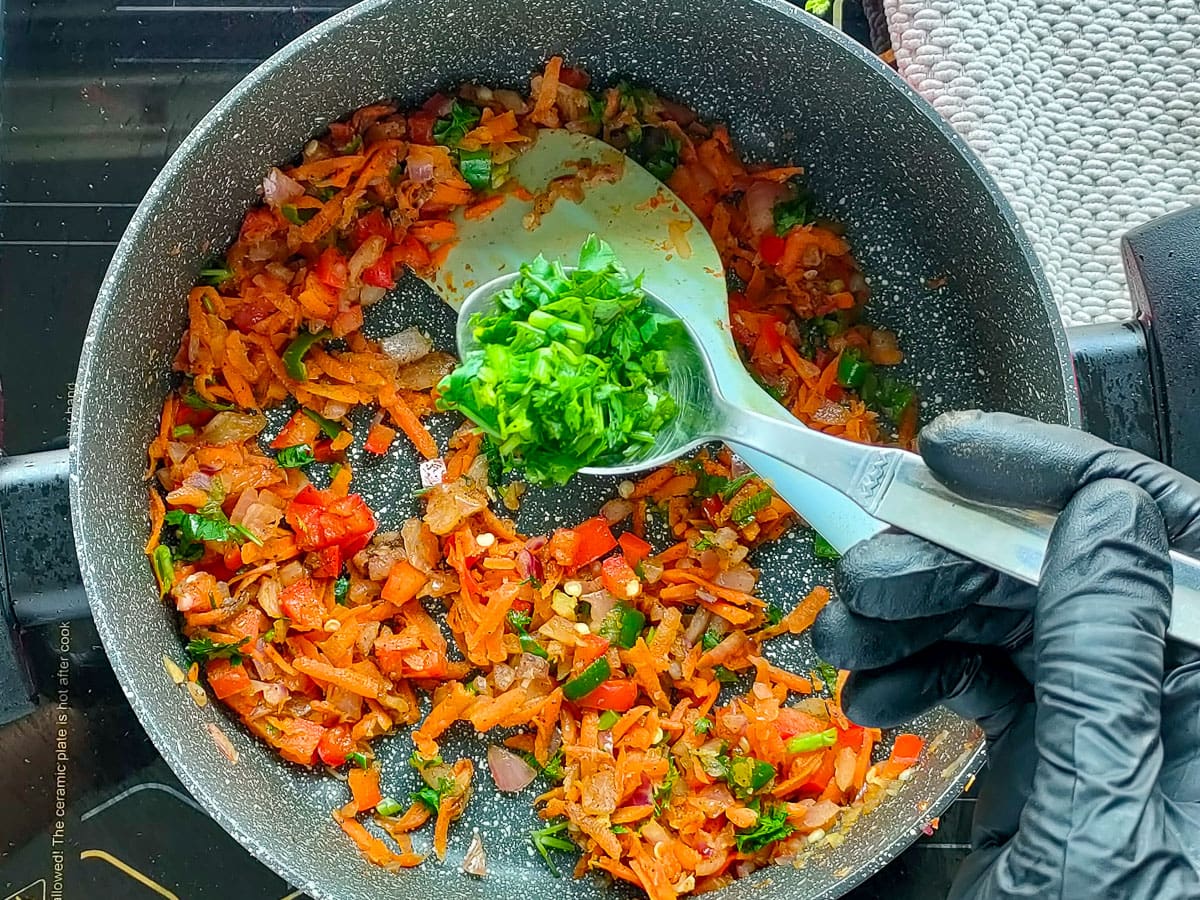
[873,0,1200,324]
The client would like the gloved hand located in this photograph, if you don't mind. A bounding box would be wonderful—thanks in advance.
[810,411,1200,900]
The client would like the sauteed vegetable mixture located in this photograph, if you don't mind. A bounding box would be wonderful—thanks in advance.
[144,57,921,899]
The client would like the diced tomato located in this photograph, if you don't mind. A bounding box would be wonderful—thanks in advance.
[421,92,452,115]
[273,716,326,767]
[759,234,786,266]
[285,489,377,555]
[328,121,356,147]
[173,403,214,429]
[572,517,618,567]
[317,724,355,767]
[222,544,243,571]
[280,578,326,632]
[701,495,724,522]
[775,708,830,740]
[558,66,591,89]
[381,559,427,606]
[239,206,282,243]
[547,528,580,567]
[231,295,278,332]
[408,111,437,145]
[310,439,341,464]
[364,421,397,456]
[331,304,364,339]
[837,724,866,753]
[600,554,640,599]
[826,384,846,403]
[392,235,432,271]
[314,247,349,290]
[206,658,252,700]
[353,208,392,246]
[311,545,341,579]
[798,751,837,797]
[618,532,653,567]
[578,679,638,712]
[573,633,611,670]
[753,316,785,358]
[361,256,396,289]
[891,733,925,762]
[271,409,321,450]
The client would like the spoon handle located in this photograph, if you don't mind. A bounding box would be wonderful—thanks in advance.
[721,406,1200,649]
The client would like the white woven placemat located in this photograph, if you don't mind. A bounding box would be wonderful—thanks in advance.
[881,0,1200,325]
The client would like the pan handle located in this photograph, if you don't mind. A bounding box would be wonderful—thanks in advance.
[0,449,88,725]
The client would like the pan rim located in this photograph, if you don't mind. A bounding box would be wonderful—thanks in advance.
[70,1,1075,898]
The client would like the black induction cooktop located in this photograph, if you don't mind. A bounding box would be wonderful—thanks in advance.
[0,1,981,896]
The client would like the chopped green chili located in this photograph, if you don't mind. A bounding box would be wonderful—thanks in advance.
[563,657,612,701]
[787,728,838,754]
[282,329,331,382]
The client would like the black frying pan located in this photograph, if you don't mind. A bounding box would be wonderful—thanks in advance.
[67,1,1080,898]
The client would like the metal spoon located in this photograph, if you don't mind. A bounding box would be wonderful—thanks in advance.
[430,129,1200,648]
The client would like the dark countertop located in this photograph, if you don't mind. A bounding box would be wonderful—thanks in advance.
[0,1,978,896]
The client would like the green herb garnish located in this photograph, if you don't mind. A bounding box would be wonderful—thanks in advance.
[773,195,812,236]
[765,604,784,626]
[433,100,482,147]
[694,717,712,734]
[701,629,723,652]
[185,636,249,665]
[347,751,370,769]
[730,489,772,526]
[457,148,492,190]
[436,236,683,485]
[507,610,549,659]
[280,204,317,226]
[735,802,796,852]
[714,665,739,684]
[815,661,839,688]
[276,444,316,468]
[813,533,841,560]
[163,506,262,560]
[199,264,233,286]
[334,575,350,606]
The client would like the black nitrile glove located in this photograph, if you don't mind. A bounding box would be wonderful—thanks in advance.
[810,411,1200,899]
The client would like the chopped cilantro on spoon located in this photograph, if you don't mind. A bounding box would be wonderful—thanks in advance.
[437,236,683,485]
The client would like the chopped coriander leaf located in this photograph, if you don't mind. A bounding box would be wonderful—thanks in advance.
[787,728,838,754]
[694,717,713,734]
[693,467,753,501]
[597,709,621,730]
[185,636,249,665]
[530,820,576,877]
[714,665,739,684]
[773,195,812,236]
[692,537,715,552]
[813,533,841,560]
[411,785,444,812]
[735,802,795,852]
[482,435,504,485]
[347,751,370,769]
[276,444,316,468]
[610,824,629,834]
[519,747,566,783]
[280,204,317,226]
[163,507,259,558]
[182,389,235,412]
[433,100,481,148]
[765,604,784,626]
[409,751,444,771]
[437,236,684,485]
[334,575,350,605]
[730,489,772,526]
[815,661,839,687]
[507,609,549,659]
[701,629,723,652]
[653,756,680,814]
[457,148,492,190]
[586,93,607,123]
[302,407,343,438]
[375,797,403,817]
[632,127,680,182]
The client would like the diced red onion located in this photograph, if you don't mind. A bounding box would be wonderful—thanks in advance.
[279,561,306,587]
[256,578,282,618]
[516,548,544,583]
[715,568,757,593]
[408,159,435,184]
[261,167,305,207]
[487,745,537,793]
[628,776,654,807]
[600,498,634,524]
[585,589,618,627]
[744,180,788,238]
[251,679,289,706]
[492,663,516,692]
[525,535,548,552]
[684,608,711,646]
[380,327,433,365]
[359,285,388,306]
[515,652,550,685]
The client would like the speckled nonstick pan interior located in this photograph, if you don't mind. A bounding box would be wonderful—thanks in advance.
[69,1,1079,897]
